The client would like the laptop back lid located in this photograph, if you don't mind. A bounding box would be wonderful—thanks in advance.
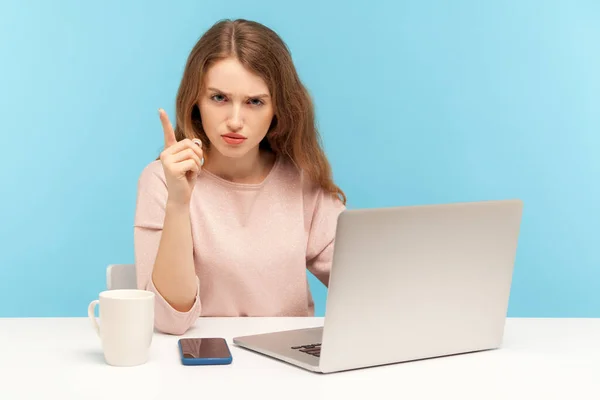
[319,200,523,373]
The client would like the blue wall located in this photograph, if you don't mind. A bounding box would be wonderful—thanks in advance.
[1,0,598,318]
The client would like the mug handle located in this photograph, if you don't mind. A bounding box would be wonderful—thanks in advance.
[88,300,100,336]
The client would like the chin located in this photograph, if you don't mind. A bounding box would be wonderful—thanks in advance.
[212,143,251,159]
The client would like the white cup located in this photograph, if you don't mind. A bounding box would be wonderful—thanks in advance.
[88,289,155,366]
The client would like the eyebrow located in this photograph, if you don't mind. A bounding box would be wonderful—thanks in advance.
[207,87,270,99]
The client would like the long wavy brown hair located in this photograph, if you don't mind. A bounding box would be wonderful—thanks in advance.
[170,18,346,205]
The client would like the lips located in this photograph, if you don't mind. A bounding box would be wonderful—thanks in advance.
[222,133,246,139]
[221,133,247,145]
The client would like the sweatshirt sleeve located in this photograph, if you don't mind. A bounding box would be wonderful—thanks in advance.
[133,161,202,335]
[304,179,346,287]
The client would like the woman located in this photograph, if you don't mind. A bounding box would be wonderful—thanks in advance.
[134,18,347,335]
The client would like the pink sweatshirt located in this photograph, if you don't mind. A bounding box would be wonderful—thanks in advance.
[133,156,346,335]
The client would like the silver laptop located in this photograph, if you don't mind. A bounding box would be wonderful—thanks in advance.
[233,199,523,373]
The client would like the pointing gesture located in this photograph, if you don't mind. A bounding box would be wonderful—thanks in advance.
[158,109,204,206]
[160,108,178,148]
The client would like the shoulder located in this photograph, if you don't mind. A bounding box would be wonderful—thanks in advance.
[273,157,319,196]
[138,160,166,185]
[271,156,301,183]
[136,160,167,194]
[134,161,169,228]
[278,159,345,214]
[272,157,316,190]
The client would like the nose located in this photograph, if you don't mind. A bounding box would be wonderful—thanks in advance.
[226,104,243,131]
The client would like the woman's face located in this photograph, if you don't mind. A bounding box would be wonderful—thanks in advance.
[198,57,274,160]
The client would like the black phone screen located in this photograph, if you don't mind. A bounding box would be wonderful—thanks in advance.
[179,337,231,359]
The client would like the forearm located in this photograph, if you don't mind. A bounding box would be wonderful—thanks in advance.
[151,200,197,312]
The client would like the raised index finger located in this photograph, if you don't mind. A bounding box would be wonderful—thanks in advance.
[158,108,177,148]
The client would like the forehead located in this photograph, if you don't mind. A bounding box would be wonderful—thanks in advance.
[203,57,269,95]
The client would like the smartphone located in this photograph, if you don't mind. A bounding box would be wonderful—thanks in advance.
[178,337,233,365]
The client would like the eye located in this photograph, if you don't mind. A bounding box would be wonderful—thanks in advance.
[210,94,226,102]
[248,98,264,106]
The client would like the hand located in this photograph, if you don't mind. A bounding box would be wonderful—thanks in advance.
[158,108,204,206]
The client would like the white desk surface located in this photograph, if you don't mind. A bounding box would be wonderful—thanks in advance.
[0,317,599,399]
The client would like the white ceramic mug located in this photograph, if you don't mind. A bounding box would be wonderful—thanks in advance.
[88,289,155,366]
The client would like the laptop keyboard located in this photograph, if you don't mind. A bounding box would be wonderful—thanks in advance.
[291,343,321,357]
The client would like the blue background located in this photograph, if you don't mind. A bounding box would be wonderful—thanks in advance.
[1,0,598,318]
